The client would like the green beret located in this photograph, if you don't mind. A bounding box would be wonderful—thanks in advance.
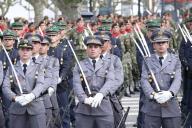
[11,22,23,30]
[46,25,60,36]
[146,19,161,31]
[3,29,16,39]
[18,39,33,49]
[0,32,2,38]
[53,21,67,30]
[101,19,112,24]
[31,34,43,42]
[98,25,111,32]
[184,17,192,23]
[42,36,51,44]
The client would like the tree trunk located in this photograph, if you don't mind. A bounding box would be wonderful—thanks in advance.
[60,4,80,20]
[26,0,44,24]
[51,0,82,20]
[33,2,44,24]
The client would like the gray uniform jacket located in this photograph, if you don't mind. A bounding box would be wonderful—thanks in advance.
[2,60,48,115]
[41,56,59,109]
[140,53,181,117]
[0,61,3,85]
[73,58,115,116]
[103,53,124,94]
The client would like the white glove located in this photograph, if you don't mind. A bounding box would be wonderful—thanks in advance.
[91,93,104,108]
[15,95,26,105]
[153,92,161,100]
[48,87,55,96]
[21,93,36,106]
[156,91,173,104]
[84,97,94,105]
[57,77,62,84]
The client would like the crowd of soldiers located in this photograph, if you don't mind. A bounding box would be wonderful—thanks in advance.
[0,7,192,128]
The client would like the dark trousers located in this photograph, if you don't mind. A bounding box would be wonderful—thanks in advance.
[137,87,145,128]
[0,104,5,128]
[9,112,46,128]
[45,108,53,128]
[143,114,181,128]
[57,91,70,128]
[75,113,114,128]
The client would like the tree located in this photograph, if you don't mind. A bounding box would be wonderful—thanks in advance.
[20,0,47,24]
[0,0,17,16]
[51,0,83,20]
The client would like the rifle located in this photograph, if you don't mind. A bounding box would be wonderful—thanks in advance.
[117,107,130,128]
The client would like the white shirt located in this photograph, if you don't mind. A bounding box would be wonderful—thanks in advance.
[20,60,31,70]
[89,57,100,66]
[32,54,39,60]
[155,52,168,63]
[102,52,107,58]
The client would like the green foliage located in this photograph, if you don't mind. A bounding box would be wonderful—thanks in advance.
[62,0,82,4]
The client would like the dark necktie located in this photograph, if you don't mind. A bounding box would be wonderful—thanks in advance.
[100,54,103,59]
[92,59,96,69]
[32,57,36,63]
[23,64,27,74]
[159,56,164,66]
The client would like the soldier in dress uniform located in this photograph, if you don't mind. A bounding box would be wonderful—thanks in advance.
[2,39,48,128]
[0,60,5,128]
[140,29,182,128]
[99,34,125,128]
[25,33,43,63]
[135,19,160,128]
[0,29,19,75]
[11,22,24,48]
[39,36,60,128]
[55,21,76,127]
[46,25,73,128]
[0,29,19,127]
[179,16,192,126]
[73,36,116,128]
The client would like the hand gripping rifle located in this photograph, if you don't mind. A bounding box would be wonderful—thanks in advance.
[131,35,160,91]
[66,39,92,95]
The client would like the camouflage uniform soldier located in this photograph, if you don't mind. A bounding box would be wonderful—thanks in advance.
[119,23,135,97]
[69,18,91,60]
[161,11,178,52]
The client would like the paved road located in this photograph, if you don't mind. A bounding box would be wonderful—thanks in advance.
[121,93,140,128]
[121,92,182,128]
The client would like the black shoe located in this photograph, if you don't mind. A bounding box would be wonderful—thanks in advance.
[133,123,137,127]
[124,93,131,97]
[134,87,140,92]
[130,91,135,94]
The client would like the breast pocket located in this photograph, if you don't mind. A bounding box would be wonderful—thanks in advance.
[163,69,176,86]
[82,70,92,82]
[96,71,108,85]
